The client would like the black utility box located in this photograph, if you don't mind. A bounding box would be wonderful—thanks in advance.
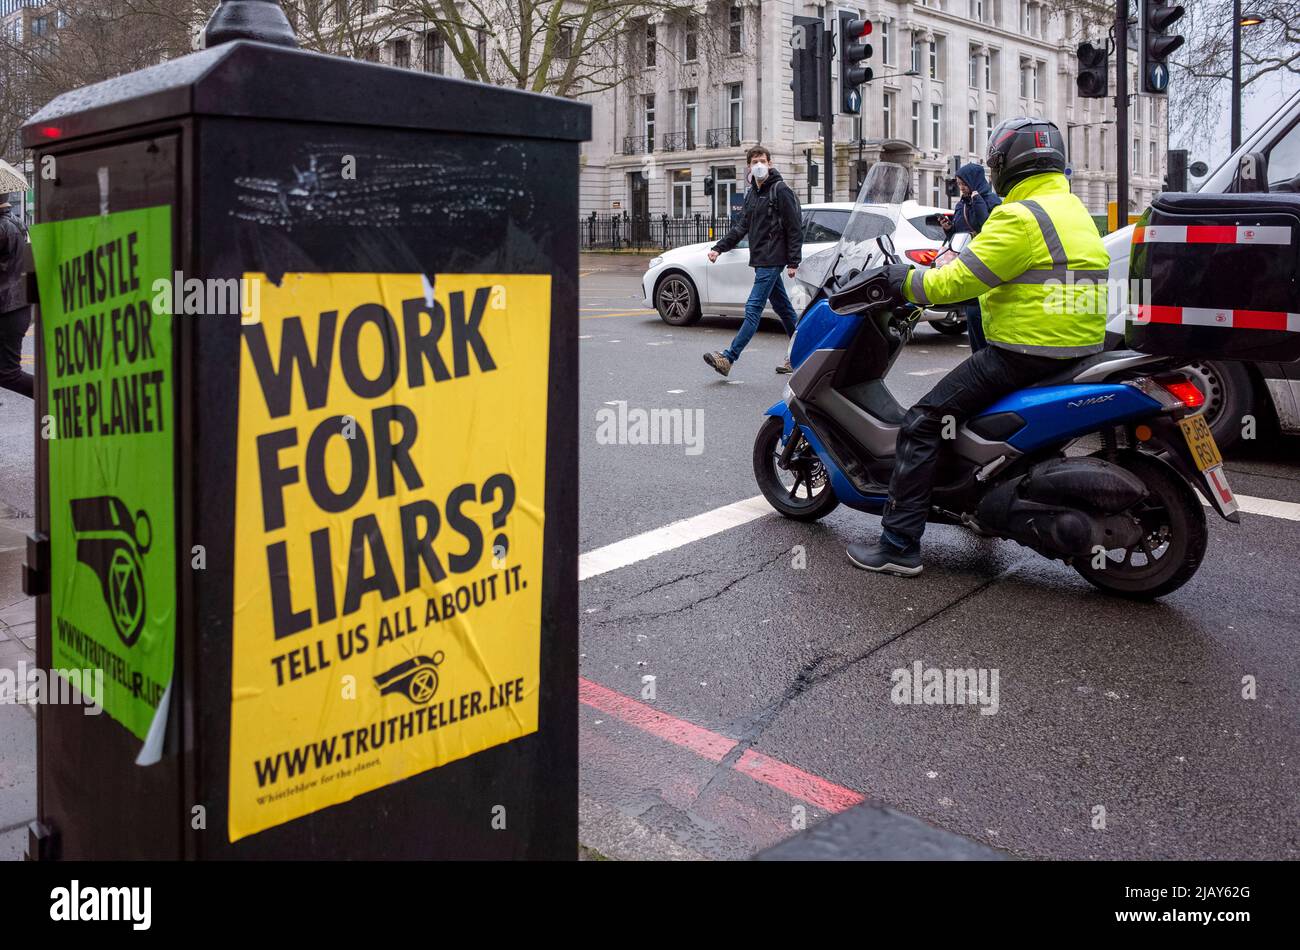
[23,38,588,858]
[1126,192,1300,362]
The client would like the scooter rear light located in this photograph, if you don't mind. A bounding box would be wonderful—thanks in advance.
[906,248,939,265]
[1156,375,1206,409]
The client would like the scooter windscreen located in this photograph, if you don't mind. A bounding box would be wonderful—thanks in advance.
[793,162,910,293]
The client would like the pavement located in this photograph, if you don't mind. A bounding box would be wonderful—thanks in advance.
[575,252,1300,861]
[0,318,35,862]
[0,256,1297,861]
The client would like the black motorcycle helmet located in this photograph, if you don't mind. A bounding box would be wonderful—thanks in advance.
[985,117,1066,194]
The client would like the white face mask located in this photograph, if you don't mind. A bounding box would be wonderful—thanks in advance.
[751,162,769,181]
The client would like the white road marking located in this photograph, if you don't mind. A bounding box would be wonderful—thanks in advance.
[667,389,686,394]
[578,486,1300,583]
[578,495,772,581]
[1204,491,1300,522]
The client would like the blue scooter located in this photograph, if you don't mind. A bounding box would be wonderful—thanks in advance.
[754,163,1239,598]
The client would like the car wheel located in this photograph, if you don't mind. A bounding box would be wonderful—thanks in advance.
[655,273,702,326]
[1182,359,1253,452]
[932,315,967,336]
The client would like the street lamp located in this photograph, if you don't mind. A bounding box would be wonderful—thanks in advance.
[1231,4,1267,150]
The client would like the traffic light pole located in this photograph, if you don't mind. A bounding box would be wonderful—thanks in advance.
[821,22,834,202]
[1115,1,1129,226]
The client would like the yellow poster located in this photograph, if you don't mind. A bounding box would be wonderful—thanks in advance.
[228,272,550,842]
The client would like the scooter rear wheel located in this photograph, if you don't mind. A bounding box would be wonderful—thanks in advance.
[1071,451,1207,600]
[753,416,840,521]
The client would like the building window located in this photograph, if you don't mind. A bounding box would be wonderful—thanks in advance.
[968,110,978,154]
[932,175,942,207]
[881,19,892,64]
[970,0,985,21]
[883,92,895,138]
[1083,128,1091,169]
[684,17,698,63]
[910,33,921,74]
[423,31,444,73]
[1019,58,1030,98]
[986,112,996,145]
[929,39,939,80]
[31,16,48,37]
[1150,97,1158,124]
[715,167,738,217]
[911,101,921,146]
[556,26,574,59]
[393,38,410,69]
[684,89,698,149]
[1133,138,1140,172]
[729,5,742,54]
[932,104,942,149]
[969,46,980,87]
[1149,140,1157,175]
[646,22,656,67]
[645,95,656,150]
[1033,62,1042,100]
[728,83,743,140]
[672,169,692,218]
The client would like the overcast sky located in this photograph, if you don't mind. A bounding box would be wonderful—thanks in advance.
[1174,68,1300,180]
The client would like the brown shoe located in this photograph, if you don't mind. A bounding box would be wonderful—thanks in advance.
[776,359,793,374]
[704,352,732,377]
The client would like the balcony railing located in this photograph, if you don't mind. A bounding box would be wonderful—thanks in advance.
[705,126,741,149]
[622,135,653,156]
[661,131,697,152]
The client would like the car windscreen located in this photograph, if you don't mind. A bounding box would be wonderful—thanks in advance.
[804,210,851,243]
[909,214,947,241]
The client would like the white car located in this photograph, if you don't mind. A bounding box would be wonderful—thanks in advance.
[641,200,968,335]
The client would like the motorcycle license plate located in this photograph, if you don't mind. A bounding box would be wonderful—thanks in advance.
[1178,414,1222,472]
[1179,414,1239,516]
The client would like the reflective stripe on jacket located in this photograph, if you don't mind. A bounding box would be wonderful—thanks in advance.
[903,172,1109,357]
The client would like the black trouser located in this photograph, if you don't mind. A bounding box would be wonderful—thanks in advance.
[880,344,1079,549]
[0,306,32,399]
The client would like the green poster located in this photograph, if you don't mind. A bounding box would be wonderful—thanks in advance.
[32,206,175,741]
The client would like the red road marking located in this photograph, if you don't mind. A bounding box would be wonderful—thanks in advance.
[734,748,867,812]
[579,676,866,812]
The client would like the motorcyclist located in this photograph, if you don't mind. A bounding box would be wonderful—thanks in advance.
[848,117,1110,576]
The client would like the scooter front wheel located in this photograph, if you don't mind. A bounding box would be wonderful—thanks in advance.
[753,416,840,522]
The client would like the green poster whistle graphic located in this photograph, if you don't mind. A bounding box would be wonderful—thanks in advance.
[71,496,153,648]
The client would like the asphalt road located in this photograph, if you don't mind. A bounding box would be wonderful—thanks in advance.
[577,252,1300,861]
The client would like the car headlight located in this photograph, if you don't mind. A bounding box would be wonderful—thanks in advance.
[648,256,664,270]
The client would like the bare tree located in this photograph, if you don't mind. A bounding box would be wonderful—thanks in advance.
[281,0,405,58]
[385,0,695,98]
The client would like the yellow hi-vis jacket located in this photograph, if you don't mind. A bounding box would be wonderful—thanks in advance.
[903,172,1109,357]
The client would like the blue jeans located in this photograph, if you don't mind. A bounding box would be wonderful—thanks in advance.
[723,266,798,363]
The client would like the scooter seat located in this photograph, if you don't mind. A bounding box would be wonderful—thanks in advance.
[1028,350,1136,389]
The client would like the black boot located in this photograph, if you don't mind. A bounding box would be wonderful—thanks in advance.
[846,539,923,576]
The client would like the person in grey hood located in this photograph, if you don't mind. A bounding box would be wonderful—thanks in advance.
[941,163,1001,351]
[703,146,803,377]
[0,196,31,399]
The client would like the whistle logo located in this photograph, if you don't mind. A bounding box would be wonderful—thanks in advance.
[70,496,152,647]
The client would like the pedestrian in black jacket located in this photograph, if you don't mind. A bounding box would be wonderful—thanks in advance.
[0,197,32,399]
[703,146,803,377]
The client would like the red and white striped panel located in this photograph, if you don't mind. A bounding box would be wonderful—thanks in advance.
[1128,303,1300,332]
[1132,224,1292,245]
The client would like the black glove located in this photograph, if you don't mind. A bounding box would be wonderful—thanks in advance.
[884,263,913,303]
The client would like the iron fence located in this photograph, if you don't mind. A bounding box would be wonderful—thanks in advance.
[581,212,736,252]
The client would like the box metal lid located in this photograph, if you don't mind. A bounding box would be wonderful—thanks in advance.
[23,40,591,149]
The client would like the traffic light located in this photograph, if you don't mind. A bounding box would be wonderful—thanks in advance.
[838,12,873,115]
[1076,41,1108,98]
[790,16,823,122]
[1140,0,1185,94]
